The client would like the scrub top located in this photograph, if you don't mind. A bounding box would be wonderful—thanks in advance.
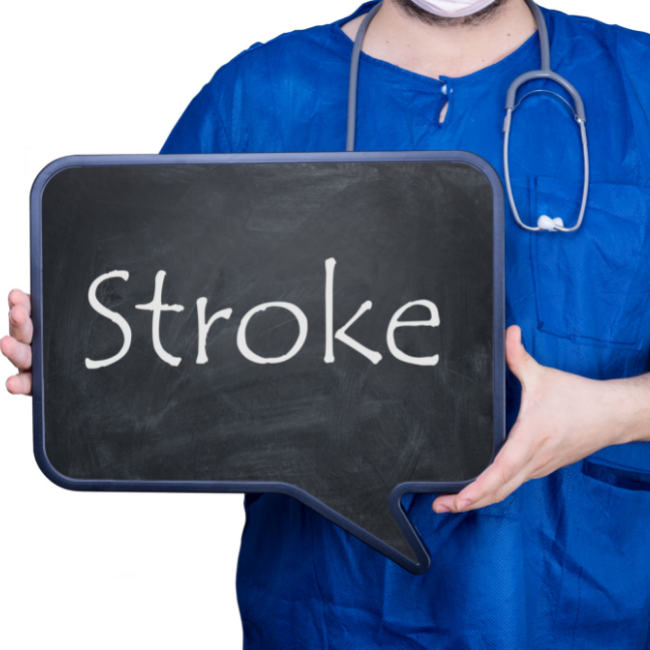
[161,3,650,648]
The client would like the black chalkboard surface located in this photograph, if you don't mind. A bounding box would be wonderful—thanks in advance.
[31,152,504,574]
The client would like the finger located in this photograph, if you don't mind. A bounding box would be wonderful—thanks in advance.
[454,461,534,512]
[0,336,33,371]
[8,304,33,345]
[8,289,31,315]
[505,325,540,387]
[433,463,531,513]
[433,430,534,513]
[6,372,33,396]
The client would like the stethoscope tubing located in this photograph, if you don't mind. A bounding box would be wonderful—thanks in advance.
[346,0,590,233]
[346,1,383,153]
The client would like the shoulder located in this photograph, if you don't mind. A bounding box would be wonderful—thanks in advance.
[202,21,350,107]
[161,6,369,154]
[191,18,355,152]
[545,7,650,74]
[210,1,378,83]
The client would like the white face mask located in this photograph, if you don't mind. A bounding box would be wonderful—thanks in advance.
[409,0,497,17]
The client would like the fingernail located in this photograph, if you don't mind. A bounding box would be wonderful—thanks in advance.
[436,505,450,513]
[457,499,472,511]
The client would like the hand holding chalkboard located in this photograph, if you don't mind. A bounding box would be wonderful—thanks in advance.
[30,151,505,574]
[2,289,33,396]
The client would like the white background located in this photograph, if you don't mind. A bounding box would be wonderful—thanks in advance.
[1,1,648,648]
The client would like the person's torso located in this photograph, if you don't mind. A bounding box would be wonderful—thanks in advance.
[161,5,650,647]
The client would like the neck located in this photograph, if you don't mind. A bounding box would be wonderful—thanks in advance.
[342,0,537,80]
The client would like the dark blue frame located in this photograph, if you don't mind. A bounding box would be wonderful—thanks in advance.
[31,150,505,575]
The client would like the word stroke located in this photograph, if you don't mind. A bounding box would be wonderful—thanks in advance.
[86,258,440,369]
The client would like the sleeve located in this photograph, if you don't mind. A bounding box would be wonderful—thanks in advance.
[159,81,232,155]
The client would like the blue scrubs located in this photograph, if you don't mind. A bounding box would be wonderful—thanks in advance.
[162,3,650,647]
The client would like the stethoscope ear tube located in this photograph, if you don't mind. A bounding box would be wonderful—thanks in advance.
[505,70,587,123]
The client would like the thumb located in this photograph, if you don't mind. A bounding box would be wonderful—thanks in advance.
[505,325,540,386]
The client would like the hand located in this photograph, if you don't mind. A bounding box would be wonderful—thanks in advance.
[432,325,630,514]
[1,289,33,395]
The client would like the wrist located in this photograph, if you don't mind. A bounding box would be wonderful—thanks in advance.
[604,374,650,444]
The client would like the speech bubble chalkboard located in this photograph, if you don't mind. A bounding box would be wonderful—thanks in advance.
[31,152,504,574]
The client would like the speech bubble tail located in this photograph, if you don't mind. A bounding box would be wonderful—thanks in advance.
[327,484,435,574]
[385,478,477,574]
[385,488,433,575]
[271,483,436,575]
[238,483,433,575]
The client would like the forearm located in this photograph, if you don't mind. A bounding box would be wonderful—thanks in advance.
[607,373,650,444]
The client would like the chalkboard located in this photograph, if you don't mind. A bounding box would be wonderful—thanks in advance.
[31,152,505,574]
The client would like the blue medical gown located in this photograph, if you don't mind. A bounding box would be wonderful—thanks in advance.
[161,3,650,647]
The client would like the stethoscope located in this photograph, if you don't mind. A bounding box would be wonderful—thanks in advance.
[346,0,589,233]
